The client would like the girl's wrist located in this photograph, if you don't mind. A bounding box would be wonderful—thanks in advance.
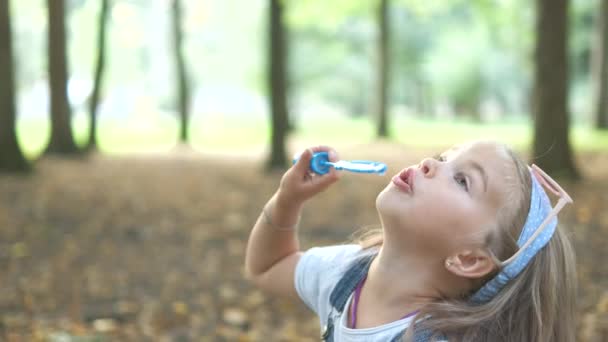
[264,192,303,230]
[274,190,305,211]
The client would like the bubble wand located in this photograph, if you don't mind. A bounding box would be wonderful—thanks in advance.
[293,151,387,176]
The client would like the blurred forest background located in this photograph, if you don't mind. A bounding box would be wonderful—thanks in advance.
[0,0,607,341]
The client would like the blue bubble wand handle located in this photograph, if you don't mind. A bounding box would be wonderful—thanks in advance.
[293,152,387,176]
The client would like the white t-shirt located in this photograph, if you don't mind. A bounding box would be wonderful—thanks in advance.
[294,244,417,342]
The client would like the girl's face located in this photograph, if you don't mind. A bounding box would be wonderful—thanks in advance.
[376,141,514,254]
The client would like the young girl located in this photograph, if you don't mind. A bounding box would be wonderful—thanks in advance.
[244,141,576,342]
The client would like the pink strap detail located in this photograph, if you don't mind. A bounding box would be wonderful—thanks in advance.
[350,275,366,328]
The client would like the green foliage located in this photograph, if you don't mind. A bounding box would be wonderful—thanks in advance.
[569,0,595,118]
[285,0,540,120]
[11,0,47,89]
[424,24,486,117]
[9,0,601,153]
[287,0,376,30]
[289,20,374,117]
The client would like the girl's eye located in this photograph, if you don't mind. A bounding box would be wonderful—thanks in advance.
[433,154,446,162]
[455,173,469,191]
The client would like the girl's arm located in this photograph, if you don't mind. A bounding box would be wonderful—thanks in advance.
[244,193,303,299]
[244,146,341,299]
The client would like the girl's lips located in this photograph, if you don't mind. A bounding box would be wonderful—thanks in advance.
[392,168,414,193]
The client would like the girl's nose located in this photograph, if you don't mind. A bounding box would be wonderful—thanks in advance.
[419,158,438,178]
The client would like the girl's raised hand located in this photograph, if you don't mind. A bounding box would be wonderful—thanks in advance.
[276,146,341,206]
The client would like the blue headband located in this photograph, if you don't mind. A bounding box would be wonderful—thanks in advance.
[470,169,557,304]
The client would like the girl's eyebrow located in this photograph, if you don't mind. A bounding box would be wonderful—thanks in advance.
[467,160,488,192]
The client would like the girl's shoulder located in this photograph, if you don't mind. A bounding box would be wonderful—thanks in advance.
[303,244,364,265]
[295,244,368,316]
[298,244,368,282]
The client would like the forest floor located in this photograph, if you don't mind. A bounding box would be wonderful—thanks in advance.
[0,142,607,341]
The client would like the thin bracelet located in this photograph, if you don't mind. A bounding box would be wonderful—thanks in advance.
[261,203,299,231]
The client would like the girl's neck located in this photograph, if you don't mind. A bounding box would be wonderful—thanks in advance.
[365,244,447,307]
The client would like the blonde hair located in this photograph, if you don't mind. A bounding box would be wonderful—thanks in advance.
[356,145,577,342]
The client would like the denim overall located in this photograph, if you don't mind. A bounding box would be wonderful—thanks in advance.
[321,254,443,342]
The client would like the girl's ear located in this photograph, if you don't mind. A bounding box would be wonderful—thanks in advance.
[445,249,496,279]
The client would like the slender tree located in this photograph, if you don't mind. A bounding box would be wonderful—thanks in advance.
[267,0,289,169]
[376,0,390,138]
[532,0,579,178]
[171,0,191,144]
[592,0,608,129]
[46,0,79,155]
[0,0,29,172]
[87,0,110,151]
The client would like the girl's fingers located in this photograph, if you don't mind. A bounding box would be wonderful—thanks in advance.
[309,145,339,162]
[309,145,331,152]
[305,167,340,192]
[294,149,313,174]
[306,171,339,194]
[292,146,340,195]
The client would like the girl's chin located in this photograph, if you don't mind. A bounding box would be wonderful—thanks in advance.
[376,203,410,226]
[376,189,411,212]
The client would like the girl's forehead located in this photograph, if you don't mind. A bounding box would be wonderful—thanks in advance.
[444,141,508,161]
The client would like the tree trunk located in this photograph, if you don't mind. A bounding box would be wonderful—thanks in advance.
[87,0,109,151]
[46,0,79,155]
[0,0,29,172]
[267,0,289,169]
[592,0,608,129]
[172,0,191,144]
[532,0,579,179]
[376,0,390,138]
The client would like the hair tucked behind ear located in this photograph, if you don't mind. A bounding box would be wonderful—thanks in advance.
[403,224,576,342]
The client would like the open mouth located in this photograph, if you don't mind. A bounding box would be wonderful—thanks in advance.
[392,168,413,193]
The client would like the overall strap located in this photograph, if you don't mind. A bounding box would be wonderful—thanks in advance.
[329,254,375,311]
[322,253,375,341]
